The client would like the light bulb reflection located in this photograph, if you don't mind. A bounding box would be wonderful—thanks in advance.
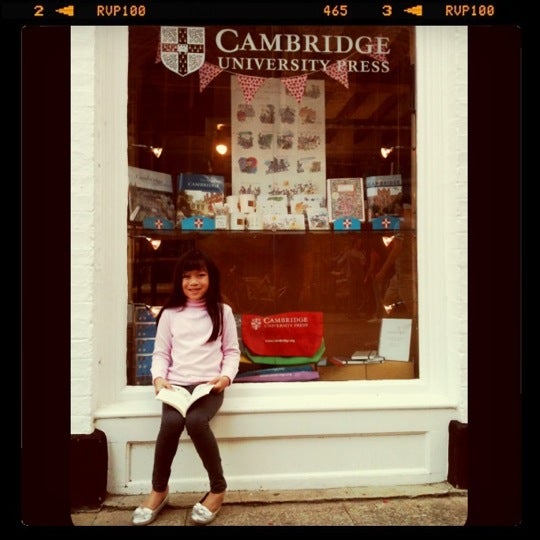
[145,237,161,250]
[215,143,228,155]
[145,304,161,318]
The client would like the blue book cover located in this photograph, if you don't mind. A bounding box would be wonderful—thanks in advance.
[142,216,175,230]
[372,215,401,230]
[136,355,152,377]
[135,306,157,322]
[333,216,361,230]
[136,339,155,354]
[136,324,157,338]
[181,216,216,231]
[177,173,225,217]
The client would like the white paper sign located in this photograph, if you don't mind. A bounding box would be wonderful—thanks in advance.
[378,318,412,362]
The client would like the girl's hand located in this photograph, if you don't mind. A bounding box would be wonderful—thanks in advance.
[153,377,172,395]
[209,375,231,393]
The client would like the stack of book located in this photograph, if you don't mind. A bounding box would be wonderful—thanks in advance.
[328,350,385,365]
[234,365,319,383]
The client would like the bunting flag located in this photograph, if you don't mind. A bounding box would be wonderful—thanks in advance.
[324,62,349,89]
[281,74,308,103]
[236,74,267,103]
[369,38,389,63]
[369,52,388,63]
[199,62,224,92]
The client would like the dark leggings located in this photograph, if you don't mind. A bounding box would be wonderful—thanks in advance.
[151,386,226,494]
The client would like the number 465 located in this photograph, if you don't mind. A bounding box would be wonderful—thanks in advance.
[324,5,348,16]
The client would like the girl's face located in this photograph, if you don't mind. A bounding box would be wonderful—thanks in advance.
[182,267,209,301]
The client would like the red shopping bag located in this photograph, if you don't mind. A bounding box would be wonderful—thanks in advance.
[241,311,324,357]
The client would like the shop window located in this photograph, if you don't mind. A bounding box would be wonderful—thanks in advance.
[126,25,418,385]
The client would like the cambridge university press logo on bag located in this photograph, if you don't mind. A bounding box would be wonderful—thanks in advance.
[250,317,262,331]
[160,27,205,77]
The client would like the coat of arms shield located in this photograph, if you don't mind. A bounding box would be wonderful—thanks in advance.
[160,27,205,77]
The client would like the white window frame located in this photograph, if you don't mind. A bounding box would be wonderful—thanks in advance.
[72,26,467,422]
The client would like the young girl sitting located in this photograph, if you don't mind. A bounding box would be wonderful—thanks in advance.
[132,249,240,526]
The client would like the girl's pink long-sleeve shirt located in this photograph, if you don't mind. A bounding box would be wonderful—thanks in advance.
[151,300,240,386]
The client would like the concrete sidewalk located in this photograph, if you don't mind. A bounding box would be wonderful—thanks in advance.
[71,482,468,527]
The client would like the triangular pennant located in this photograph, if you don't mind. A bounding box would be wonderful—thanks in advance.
[324,62,349,89]
[236,74,266,104]
[369,37,389,63]
[199,62,224,92]
[369,52,388,63]
[281,75,308,103]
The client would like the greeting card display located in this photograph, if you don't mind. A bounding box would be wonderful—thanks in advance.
[306,207,330,230]
[290,194,325,215]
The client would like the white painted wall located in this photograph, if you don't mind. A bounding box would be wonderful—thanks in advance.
[71,26,468,494]
[71,25,98,435]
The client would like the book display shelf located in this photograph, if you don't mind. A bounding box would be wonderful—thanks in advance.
[127,226,418,385]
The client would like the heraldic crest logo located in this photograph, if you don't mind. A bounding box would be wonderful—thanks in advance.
[160,27,205,77]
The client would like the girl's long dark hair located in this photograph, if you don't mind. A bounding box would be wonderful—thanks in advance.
[155,249,223,342]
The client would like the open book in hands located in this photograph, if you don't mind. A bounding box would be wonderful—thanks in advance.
[156,382,214,417]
